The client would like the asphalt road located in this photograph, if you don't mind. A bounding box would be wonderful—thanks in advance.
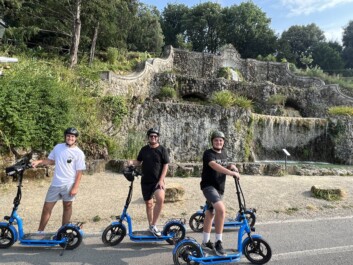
[1,216,353,265]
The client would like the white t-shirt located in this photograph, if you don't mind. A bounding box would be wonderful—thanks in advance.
[48,143,86,186]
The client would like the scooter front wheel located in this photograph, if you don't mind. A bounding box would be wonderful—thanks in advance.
[102,223,126,246]
[57,227,82,250]
[189,212,205,232]
[0,226,15,249]
[173,241,201,265]
[163,223,186,245]
[243,238,272,264]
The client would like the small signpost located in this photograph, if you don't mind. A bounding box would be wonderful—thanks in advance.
[282,149,291,170]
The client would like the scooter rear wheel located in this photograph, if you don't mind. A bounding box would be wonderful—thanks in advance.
[57,227,82,250]
[243,238,272,264]
[163,223,186,245]
[173,241,201,265]
[102,223,126,246]
[189,213,205,232]
[0,226,15,249]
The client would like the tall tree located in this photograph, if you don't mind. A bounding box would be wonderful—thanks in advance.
[220,2,277,58]
[69,0,81,68]
[181,2,222,53]
[342,20,353,69]
[160,3,189,48]
[127,4,164,53]
[278,23,325,67]
[310,42,344,74]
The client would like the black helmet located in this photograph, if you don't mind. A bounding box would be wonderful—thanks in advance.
[64,127,79,137]
[211,130,225,141]
[147,128,159,136]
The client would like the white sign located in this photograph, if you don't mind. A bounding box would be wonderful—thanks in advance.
[282,149,291,156]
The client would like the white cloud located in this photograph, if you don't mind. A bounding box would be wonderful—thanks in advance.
[280,0,353,16]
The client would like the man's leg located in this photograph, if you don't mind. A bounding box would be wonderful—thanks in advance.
[62,201,73,226]
[213,200,227,256]
[151,188,164,226]
[203,209,214,234]
[145,199,154,226]
[38,201,56,231]
[213,201,225,234]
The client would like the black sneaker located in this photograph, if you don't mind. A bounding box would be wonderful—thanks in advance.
[214,240,227,256]
[201,240,214,251]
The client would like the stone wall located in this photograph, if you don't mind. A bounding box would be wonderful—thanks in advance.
[118,100,251,163]
[99,45,353,165]
[330,117,353,164]
[252,114,333,162]
[100,46,174,99]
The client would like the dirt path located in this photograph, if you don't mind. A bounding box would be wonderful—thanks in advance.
[1,172,353,234]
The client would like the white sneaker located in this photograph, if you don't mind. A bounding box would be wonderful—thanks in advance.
[149,225,162,237]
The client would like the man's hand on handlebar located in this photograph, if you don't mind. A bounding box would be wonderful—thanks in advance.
[229,165,240,179]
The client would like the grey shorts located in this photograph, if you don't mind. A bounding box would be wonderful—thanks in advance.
[202,186,223,212]
[45,185,75,202]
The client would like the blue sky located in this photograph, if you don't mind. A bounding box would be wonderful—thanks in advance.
[142,0,353,44]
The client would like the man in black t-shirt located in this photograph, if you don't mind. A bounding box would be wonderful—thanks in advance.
[200,131,240,256]
[128,128,169,237]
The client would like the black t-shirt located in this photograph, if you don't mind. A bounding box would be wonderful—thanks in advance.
[200,148,228,194]
[137,145,170,184]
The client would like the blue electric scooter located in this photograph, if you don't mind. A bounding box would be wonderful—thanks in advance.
[0,157,84,253]
[189,202,256,232]
[102,165,186,246]
[173,177,272,265]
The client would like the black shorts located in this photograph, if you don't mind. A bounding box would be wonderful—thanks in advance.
[141,182,162,201]
[202,186,223,212]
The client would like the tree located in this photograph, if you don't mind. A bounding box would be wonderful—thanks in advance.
[127,4,164,53]
[310,42,344,74]
[160,3,189,48]
[69,0,81,68]
[342,20,353,69]
[220,2,277,58]
[279,23,325,67]
[181,2,223,53]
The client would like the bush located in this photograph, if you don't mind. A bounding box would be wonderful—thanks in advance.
[267,94,287,106]
[106,47,119,65]
[0,58,72,151]
[217,67,232,80]
[328,106,353,116]
[157,86,177,99]
[211,90,252,109]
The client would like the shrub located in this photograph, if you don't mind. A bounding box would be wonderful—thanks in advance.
[101,96,128,127]
[328,106,353,116]
[118,131,146,159]
[267,94,287,106]
[157,86,177,99]
[217,67,232,80]
[233,95,253,110]
[106,47,119,65]
[211,90,252,110]
[0,58,72,151]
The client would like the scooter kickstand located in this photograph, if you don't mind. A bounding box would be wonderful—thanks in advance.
[59,239,69,256]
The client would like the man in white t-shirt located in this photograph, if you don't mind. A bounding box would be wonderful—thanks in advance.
[32,127,86,232]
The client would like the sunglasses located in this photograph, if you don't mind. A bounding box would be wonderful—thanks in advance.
[149,135,158,138]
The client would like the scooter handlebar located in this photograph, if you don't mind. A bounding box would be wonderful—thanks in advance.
[5,157,32,176]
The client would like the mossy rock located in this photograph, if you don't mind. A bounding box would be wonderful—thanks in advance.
[165,184,185,203]
[311,185,346,201]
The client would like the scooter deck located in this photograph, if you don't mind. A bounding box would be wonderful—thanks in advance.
[195,249,241,264]
[23,232,56,240]
[132,230,154,236]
